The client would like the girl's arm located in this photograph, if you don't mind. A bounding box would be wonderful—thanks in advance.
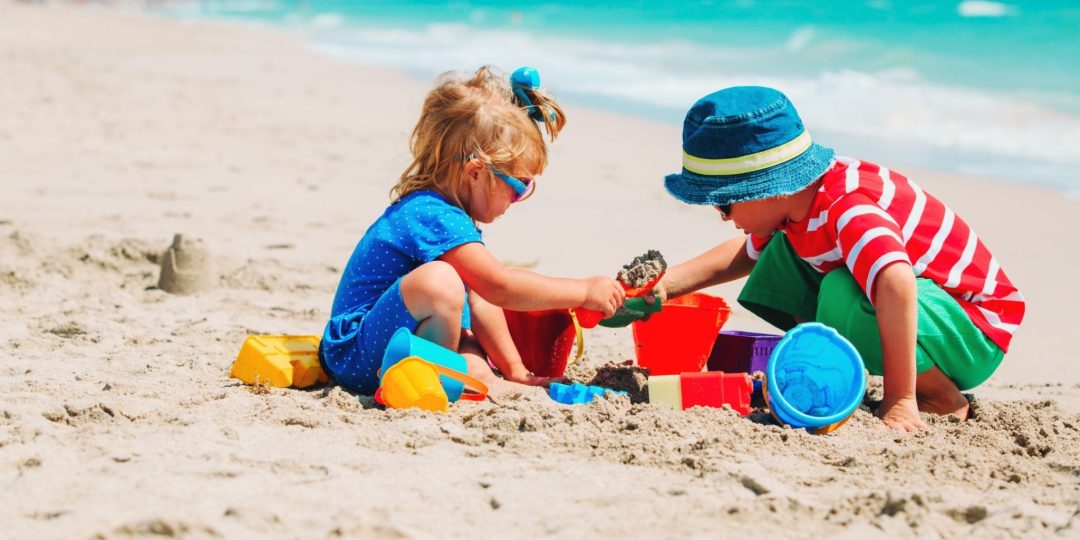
[655,236,755,300]
[467,291,556,385]
[439,242,624,316]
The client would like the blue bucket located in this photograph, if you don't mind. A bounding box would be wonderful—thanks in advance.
[381,327,467,402]
[764,323,866,434]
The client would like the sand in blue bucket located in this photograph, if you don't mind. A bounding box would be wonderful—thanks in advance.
[765,323,867,433]
[381,327,467,401]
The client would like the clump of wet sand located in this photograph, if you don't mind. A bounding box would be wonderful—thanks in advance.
[616,249,666,288]
[587,361,651,404]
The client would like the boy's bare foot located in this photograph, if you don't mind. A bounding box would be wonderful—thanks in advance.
[917,393,969,419]
[915,366,970,420]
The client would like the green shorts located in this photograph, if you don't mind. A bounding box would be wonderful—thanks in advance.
[738,234,1003,391]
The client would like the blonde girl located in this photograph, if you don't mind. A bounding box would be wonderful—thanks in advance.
[320,66,625,396]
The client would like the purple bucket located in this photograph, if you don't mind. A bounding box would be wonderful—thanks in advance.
[707,330,782,374]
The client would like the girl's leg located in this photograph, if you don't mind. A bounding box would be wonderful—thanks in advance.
[465,290,558,385]
[324,261,474,395]
[456,329,550,402]
[322,267,453,395]
[398,262,548,400]
[399,261,468,352]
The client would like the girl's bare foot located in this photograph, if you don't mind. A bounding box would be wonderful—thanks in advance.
[459,350,555,406]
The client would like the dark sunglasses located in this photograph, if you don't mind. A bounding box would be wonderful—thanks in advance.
[717,204,732,217]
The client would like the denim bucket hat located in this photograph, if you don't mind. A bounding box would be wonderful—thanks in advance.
[664,86,834,207]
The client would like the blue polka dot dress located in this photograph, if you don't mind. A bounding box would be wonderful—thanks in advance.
[320,190,484,395]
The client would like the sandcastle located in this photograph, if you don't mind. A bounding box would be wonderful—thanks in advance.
[157,234,216,294]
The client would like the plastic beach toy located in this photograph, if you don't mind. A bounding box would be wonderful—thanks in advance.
[230,335,327,388]
[708,330,783,395]
[764,323,867,434]
[632,293,731,375]
[548,382,627,405]
[647,371,752,415]
[381,327,470,401]
[576,272,666,329]
[597,297,663,328]
[708,330,782,374]
[376,356,487,413]
[503,309,584,378]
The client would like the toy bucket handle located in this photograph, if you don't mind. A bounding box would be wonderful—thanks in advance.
[431,364,489,401]
[566,309,585,365]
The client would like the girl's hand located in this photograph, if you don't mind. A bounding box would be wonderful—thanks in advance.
[505,366,566,387]
[583,276,625,317]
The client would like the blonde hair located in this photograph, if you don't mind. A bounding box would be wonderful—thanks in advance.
[391,65,567,211]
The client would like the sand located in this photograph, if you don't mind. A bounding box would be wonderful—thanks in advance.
[617,250,667,289]
[1,3,1079,539]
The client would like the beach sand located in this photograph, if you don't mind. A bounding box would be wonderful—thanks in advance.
[1,3,1079,538]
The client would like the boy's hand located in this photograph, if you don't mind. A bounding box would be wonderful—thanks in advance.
[644,280,668,303]
[878,396,928,432]
[583,276,625,317]
[635,282,668,323]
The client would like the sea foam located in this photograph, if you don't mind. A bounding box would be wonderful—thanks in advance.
[306,21,1080,175]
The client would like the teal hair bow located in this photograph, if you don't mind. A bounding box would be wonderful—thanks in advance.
[510,66,557,123]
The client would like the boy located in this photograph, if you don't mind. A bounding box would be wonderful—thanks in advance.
[650,87,1024,432]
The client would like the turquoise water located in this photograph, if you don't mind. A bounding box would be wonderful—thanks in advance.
[153,1,1080,192]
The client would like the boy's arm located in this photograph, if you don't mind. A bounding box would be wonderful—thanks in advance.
[657,235,755,300]
[873,262,928,432]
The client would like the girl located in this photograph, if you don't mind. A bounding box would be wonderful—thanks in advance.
[320,66,625,397]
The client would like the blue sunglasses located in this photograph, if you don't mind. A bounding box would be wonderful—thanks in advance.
[488,166,535,203]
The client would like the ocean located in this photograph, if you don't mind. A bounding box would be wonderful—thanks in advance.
[150,0,1080,193]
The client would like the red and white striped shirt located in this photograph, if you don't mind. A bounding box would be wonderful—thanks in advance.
[747,157,1024,352]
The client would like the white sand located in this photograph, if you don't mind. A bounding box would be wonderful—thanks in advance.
[2,4,1079,538]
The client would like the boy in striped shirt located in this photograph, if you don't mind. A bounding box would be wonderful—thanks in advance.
[653,87,1023,432]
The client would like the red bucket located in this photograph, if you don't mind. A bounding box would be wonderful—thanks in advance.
[632,293,731,375]
[503,309,584,378]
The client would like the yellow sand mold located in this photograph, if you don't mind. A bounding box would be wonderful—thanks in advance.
[230,335,327,388]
